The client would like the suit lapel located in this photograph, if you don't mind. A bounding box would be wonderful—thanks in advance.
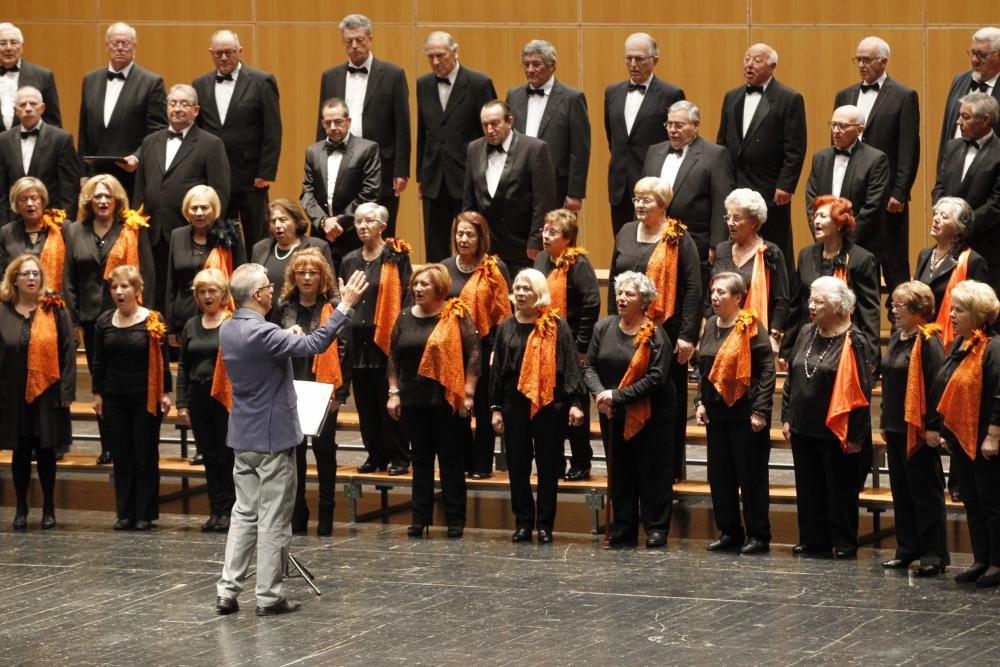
[333,139,355,199]
[25,125,49,176]
[842,146,862,196]
[493,132,518,201]
[443,68,469,120]
[166,127,197,174]
[2,132,25,178]
[671,138,701,193]
[536,82,561,136]
[610,84,628,139]
[225,72,251,124]
[743,87,771,144]
[510,87,528,132]
[107,68,137,129]
[866,79,889,123]
[363,60,383,113]
[964,136,996,183]
[630,79,659,138]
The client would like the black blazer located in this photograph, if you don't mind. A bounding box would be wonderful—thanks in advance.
[0,218,67,274]
[0,60,62,130]
[834,76,920,203]
[193,65,282,192]
[914,246,990,320]
[132,124,231,246]
[0,123,81,221]
[316,57,411,184]
[461,131,557,265]
[164,223,247,332]
[932,134,1000,269]
[937,70,1000,168]
[507,78,591,204]
[716,79,807,199]
[805,142,890,250]
[77,63,167,161]
[416,65,496,200]
[604,76,684,206]
[641,136,735,254]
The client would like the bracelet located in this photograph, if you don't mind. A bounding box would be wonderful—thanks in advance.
[387,388,400,396]
[693,400,704,409]
[769,330,782,340]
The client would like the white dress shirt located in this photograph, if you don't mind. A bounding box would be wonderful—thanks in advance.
[955,73,999,139]
[524,76,554,138]
[165,124,191,170]
[438,64,459,111]
[486,132,513,198]
[658,144,687,190]
[0,59,19,130]
[20,120,40,173]
[214,63,240,125]
[742,78,771,137]
[962,133,988,181]
[624,75,652,135]
[831,141,858,198]
[345,54,373,138]
[104,62,135,127]
[326,133,350,212]
[856,72,887,124]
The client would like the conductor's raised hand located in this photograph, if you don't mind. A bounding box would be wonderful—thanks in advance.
[339,270,370,308]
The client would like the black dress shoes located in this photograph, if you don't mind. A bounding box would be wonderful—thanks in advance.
[606,532,638,548]
[882,558,915,570]
[511,528,532,543]
[565,467,591,481]
[96,450,112,465]
[12,514,27,530]
[41,514,56,530]
[216,596,239,615]
[915,564,942,577]
[954,564,988,584]
[833,547,857,559]
[357,461,386,474]
[387,464,410,476]
[537,529,553,544]
[707,534,742,552]
[214,515,230,533]
[202,515,219,532]
[134,520,152,531]
[446,526,464,539]
[113,518,133,531]
[975,571,1000,588]
[407,524,429,538]
[645,531,667,548]
[470,472,492,480]
[189,452,204,466]
[740,538,769,555]
[256,598,301,616]
[793,544,831,556]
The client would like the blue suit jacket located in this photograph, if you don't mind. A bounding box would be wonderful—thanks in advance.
[221,306,349,453]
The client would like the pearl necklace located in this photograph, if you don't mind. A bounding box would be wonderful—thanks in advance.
[803,328,839,379]
[274,240,300,261]
[456,256,479,273]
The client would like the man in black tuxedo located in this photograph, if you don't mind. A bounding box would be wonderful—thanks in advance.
[834,36,920,302]
[0,23,61,131]
[462,100,556,275]
[133,84,230,309]
[506,39,590,213]
[316,14,410,238]
[193,29,281,252]
[300,97,381,270]
[932,93,1000,290]
[805,105,890,255]
[717,43,806,278]
[416,31,496,262]
[641,100,734,285]
[0,86,80,221]
[937,27,1000,170]
[605,33,685,237]
[78,22,167,195]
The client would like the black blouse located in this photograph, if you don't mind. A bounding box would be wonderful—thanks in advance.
[276,293,350,403]
[339,245,412,369]
[251,236,334,301]
[175,315,223,409]
[534,251,601,353]
[708,239,789,332]
[165,222,247,332]
[696,316,775,422]
[0,219,53,273]
[913,246,990,321]
[927,333,1000,447]
[92,309,172,397]
[583,316,673,413]
[879,330,946,433]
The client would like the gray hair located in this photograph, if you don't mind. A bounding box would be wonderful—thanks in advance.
[355,202,388,224]
[424,31,458,53]
[15,86,43,104]
[810,276,856,316]
[748,43,778,65]
[230,263,269,308]
[625,33,658,58]
[0,23,24,42]
[710,271,748,299]
[511,268,551,308]
[106,22,137,43]
[339,14,373,35]
[973,26,1000,52]
[959,92,1000,122]
[858,36,890,59]
[168,83,198,105]
[614,271,658,306]
[668,100,700,123]
[210,29,241,47]
[834,104,865,125]
[522,39,557,66]
[933,196,974,238]
[724,188,768,225]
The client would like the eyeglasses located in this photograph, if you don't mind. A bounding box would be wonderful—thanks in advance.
[210,49,238,58]
[663,121,690,130]
[255,283,275,295]
[889,302,908,311]
[828,121,861,131]
[167,100,195,108]
[294,270,320,278]
[322,118,349,127]
[107,40,134,49]
[850,56,880,65]
[0,40,22,48]
[17,270,40,278]
[623,55,653,64]
[632,197,657,206]
[723,214,746,222]
[968,48,997,60]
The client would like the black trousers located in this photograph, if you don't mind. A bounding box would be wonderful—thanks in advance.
[227,187,269,253]
[150,238,169,312]
[103,392,163,522]
[951,443,1000,566]
[601,411,674,538]
[791,433,860,550]
[884,431,948,566]
[293,408,338,526]
[610,198,634,240]
[81,320,109,456]
[422,193,462,263]
[402,405,466,527]
[10,436,57,513]
[353,367,409,467]
[706,419,772,542]
[565,400,593,471]
[187,381,235,517]
[669,351,689,480]
[461,343,496,475]
[379,175,401,240]
[503,396,566,531]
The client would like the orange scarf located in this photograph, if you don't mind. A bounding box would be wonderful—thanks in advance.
[620,321,657,440]
[209,310,233,412]
[203,246,236,311]
[744,244,770,331]
[937,329,988,460]
[903,323,942,458]
[832,252,849,283]
[145,310,167,416]
[644,218,686,325]
[517,308,561,418]
[825,331,870,451]
[374,238,410,355]
[417,298,470,414]
[935,248,970,349]
[707,309,758,407]
[38,209,66,293]
[459,254,510,339]
[312,301,343,388]
[25,292,64,403]
[104,207,150,300]
[546,247,587,317]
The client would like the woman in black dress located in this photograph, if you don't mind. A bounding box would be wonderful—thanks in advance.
[879,281,948,576]
[0,177,67,280]
[0,255,75,529]
[251,198,332,302]
[175,267,234,533]
[92,264,172,531]
[387,264,479,538]
[490,269,585,544]
[695,272,775,554]
[584,271,673,548]
[534,208,600,480]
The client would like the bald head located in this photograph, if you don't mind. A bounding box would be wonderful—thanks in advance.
[831,105,864,149]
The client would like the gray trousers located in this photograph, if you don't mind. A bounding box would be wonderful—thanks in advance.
[216,447,296,607]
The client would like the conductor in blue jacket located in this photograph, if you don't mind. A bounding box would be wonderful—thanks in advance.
[215,262,368,616]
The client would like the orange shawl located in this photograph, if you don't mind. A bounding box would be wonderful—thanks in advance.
[374,238,410,355]
[459,254,510,339]
[145,310,167,416]
[312,301,343,389]
[25,292,64,403]
[644,218,686,325]
[38,209,67,293]
[417,298,470,414]
[707,309,758,407]
[209,310,233,412]
[517,308,561,418]
[903,323,942,458]
[104,207,150,289]
[825,331,870,451]
[744,244,771,331]
[546,247,587,317]
[937,329,988,460]
[620,321,658,440]
[203,247,236,311]
[935,248,970,349]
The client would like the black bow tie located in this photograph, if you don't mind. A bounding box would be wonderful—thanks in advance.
[860,82,880,93]
[107,70,126,81]
[834,147,852,157]
[627,83,646,94]
[966,139,981,150]
[969,79,990,93]
[436,76,451,86]
[325,141,346,154]
[215,72,233,83]
[347,65,368,75]
[167,130,184,141]
[487,143,505,155]
[0,64,19,75]
[745,85,764,95]
[666,146,683,156]
[20,128,39,140]
[526,87,545,96]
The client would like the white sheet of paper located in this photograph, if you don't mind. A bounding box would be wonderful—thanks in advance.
[293,380,335,437]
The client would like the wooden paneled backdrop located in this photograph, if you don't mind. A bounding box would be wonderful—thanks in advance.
[5,1,992,269]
